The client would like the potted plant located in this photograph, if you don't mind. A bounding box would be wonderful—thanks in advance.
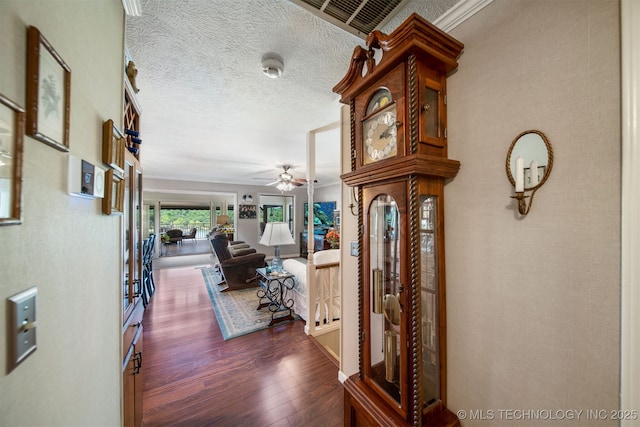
[325,229,340,249]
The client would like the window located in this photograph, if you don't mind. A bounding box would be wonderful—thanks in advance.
[259,195,294,235]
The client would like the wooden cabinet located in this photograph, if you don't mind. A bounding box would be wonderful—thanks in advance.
[123,79,142,159]
[334,13,463,427]
[122,76,144,427]
[123,301,143,427]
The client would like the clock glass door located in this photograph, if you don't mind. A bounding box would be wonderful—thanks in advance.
[423,87,439,139]
[368,193,403,406]
[420,195,440,406]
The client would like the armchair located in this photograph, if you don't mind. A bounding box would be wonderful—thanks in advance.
[183,227,197,243]
[210,232,266,291]
[165,229,183,245]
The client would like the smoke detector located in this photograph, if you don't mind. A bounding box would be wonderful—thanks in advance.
[262,56,284,79]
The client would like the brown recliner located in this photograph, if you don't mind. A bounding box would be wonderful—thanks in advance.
[210,232,265,291]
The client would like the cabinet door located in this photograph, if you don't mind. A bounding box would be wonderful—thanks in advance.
[123,345,135,427]
[123,153,143,318]
[122,156,133,316]
[123,323,143,427]
[133,328,143,427]
[362,180,409,419]
[132,163,143,303]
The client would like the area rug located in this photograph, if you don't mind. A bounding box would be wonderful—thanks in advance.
[200,266,298,340]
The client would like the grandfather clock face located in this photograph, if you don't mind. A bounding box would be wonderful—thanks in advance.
[362,88,398,165]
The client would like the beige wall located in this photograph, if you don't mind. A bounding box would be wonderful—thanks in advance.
[339,0,622,424]
[0,1,124,426]
[445,0,620,424]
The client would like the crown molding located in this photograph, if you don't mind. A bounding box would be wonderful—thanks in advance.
[122,0,141,16]
[433,0,494,32]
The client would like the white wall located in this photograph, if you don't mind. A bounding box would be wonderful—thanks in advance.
[0,1,124,426]
[446,0,620,423]
[621,0,640,422]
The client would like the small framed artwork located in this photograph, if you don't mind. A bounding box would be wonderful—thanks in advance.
[25,26,71,152]
[102,119,125,177]
[239,204,257,219]
[102,169,124,215]
[0,94,25,225]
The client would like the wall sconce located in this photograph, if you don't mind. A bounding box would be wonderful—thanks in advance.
[506,130,553,217]
[348,186,359,216]
[242,194,253,203]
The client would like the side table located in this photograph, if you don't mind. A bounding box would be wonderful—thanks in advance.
[256,268,295,326]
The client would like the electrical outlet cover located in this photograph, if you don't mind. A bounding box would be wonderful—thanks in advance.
[7,287,37,372]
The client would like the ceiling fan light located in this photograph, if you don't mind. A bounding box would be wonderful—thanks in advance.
[276,181,294,192]
[280,172,292,181]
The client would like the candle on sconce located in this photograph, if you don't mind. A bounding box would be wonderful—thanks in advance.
[529,160,539,186]
[515,156,524,192]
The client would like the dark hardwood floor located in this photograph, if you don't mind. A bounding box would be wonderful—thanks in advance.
[142,264,344,427]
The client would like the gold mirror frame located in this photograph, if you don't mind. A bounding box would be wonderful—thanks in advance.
[505,130,554,216]
[506,130,554,190]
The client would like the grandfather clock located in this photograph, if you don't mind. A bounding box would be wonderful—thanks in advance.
[333,14,463,427]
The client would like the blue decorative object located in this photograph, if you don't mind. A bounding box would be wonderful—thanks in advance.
[131,137,142,144]
[125,128,139,137]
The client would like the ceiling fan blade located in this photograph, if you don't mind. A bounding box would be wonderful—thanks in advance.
[292,178,317,184]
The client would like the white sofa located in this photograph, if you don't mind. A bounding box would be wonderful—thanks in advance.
[283,249,340,324]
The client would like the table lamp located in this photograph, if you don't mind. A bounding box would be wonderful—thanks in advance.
[216,214,230,226]
[259,222,295,272]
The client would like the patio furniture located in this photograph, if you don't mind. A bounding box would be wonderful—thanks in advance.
[166,229,183,245]
[183,227,197,243]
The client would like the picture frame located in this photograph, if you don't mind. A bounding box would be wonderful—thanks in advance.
[0,94,25,225]
[102,119,125,177]
[102,169,124,215]
[25,26,71,152]
[239,204,257,219]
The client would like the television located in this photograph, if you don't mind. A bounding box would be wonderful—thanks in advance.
[303,201,336,228]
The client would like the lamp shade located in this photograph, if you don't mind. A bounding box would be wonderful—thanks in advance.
[216,215,230,225]
[259,222,295,247]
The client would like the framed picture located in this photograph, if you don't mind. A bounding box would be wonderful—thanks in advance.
[25,26,71,152]
[239,204,257,219]
[102,169,124,215]
[102,119,125,177]
[0,94,25,225]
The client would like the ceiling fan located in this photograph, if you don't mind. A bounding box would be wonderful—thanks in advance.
[266,165,307,191]
[253,164,319,191]
[252,165,308,191]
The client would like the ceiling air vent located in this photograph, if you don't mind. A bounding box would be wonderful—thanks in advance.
[289,0,410,39]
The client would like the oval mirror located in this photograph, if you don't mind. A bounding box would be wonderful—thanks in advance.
[506,130,553,191]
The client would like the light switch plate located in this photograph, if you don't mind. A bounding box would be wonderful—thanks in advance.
[7,287,37,372]
[350,241,359,257]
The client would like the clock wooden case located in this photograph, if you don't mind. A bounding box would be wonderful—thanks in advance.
[334,14,463,427]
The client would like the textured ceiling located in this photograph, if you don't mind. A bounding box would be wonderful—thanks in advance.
[124,0,458,190]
